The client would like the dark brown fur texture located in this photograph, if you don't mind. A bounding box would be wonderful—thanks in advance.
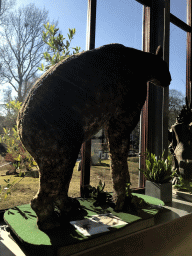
[17,44,171,230]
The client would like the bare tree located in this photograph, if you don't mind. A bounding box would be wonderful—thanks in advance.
[169,89,185,128]
[0,3,57,102]
[3,87,13,104]
[20,74,39,102]
[0,0,16,26]
[0,0,16,84]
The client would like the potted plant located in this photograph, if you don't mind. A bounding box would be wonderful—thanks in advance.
[139,150,173,203]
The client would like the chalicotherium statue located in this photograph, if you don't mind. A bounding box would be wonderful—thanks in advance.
[169,97,192,181]
[17,44,171,230]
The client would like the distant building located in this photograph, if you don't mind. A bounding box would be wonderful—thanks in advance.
[78,128,109,160]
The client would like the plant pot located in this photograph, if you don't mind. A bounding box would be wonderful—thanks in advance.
[145,180,172,203]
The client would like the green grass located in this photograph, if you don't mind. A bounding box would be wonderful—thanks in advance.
[0,158,139,210]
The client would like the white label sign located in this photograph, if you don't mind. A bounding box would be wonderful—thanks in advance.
[70,213,127,236]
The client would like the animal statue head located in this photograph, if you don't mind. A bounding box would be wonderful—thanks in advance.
[148,45,171,87]
[168,97,192,180]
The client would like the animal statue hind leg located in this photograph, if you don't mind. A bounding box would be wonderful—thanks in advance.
[31,154,80,230]
[17,112,84,230]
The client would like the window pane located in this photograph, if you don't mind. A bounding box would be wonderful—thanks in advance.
[169,22,186,122]
[170,1,186,23]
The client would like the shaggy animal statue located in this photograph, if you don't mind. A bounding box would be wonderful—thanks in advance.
[17,43,171,230]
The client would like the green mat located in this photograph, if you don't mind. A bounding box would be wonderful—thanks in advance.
[3,193,164,247]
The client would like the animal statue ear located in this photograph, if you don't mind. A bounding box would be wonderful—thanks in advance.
[156,45,163,58]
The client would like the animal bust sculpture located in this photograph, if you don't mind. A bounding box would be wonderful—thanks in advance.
[17,43,171,230]
[169,97,192,181]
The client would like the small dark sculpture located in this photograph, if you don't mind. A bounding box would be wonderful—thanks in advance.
[17,44,171,230]
[0,143,7,157]
[169,97,192,180]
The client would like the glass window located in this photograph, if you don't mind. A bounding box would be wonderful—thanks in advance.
[170,1,186,23]
[169,22,186,127]
[0,0,188,212]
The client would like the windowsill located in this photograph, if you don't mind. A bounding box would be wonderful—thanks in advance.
[0,189,192,256]
[154,188,192,225]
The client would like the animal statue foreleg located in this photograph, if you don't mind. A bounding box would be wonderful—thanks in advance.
[105,117,133,211]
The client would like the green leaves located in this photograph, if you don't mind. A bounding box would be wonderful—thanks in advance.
[1,178,17,200]
[0,100,38,200]
[97,179,105,193]
[125,182,132,197]
[6,101,22,113]
[38,22,82,71]
[174,175,192,194]
[139,150,173,184]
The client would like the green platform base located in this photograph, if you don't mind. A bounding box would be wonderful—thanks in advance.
[3,193,164,247]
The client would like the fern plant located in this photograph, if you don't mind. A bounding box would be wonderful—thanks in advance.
[139,150,173,184]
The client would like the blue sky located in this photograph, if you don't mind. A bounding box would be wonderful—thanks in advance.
[1,0,188,104]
